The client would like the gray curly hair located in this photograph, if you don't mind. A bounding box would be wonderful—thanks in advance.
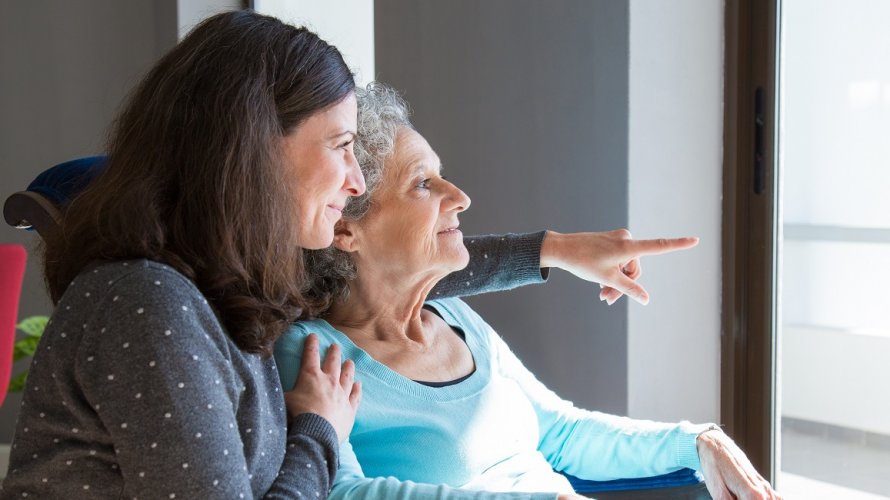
[302,82,413,316]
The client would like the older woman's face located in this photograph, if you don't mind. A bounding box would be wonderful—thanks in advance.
[351,127,471,276]
[282,93,366,249]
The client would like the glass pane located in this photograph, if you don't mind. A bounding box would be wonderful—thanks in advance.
[778,0,890,498]
[780,1,890,229]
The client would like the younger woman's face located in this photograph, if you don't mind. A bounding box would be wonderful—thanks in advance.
[282,93,366,249]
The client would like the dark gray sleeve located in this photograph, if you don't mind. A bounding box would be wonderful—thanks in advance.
[265,413,339,500]
[76,269,336,499]
[431,231,550,298]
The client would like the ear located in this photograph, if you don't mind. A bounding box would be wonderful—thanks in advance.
[333,220,359,253]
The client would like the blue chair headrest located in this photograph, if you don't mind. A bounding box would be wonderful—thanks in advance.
[27,156,107,208]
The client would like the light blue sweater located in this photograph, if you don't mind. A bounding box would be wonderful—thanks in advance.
[275,298,711,499]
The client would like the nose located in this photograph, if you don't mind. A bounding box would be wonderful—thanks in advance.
[446,181,471,213]
[344,154,366,197]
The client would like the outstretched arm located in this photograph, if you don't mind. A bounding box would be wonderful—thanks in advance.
[539,229,698,305]
[434,229,699,305]
[431,232,549,298]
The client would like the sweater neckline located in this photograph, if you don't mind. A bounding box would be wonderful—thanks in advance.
[313,300,490,402]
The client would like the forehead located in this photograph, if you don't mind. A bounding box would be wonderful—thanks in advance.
[295,92,357,135]
[388,128,440,179]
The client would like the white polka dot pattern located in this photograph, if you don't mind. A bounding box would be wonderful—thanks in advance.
[2,259,339,499]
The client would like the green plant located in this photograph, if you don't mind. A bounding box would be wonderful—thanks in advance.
[8,316,49,393]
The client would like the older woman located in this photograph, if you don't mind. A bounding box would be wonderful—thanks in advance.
[275,84,779,500]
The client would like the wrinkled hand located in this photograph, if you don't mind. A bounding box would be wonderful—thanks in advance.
[540,229,699,305]
[697,429,782,500]
[284,334,362,442]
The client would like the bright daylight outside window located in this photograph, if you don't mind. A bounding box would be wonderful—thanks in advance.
[777,0,890,498]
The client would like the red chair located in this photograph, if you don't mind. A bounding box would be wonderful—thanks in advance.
[0,244,27,406]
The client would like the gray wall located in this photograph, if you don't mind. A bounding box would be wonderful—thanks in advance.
[0,0,177,442]
[376,0,630,414]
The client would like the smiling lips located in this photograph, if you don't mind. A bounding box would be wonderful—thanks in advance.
[438,225,461,235]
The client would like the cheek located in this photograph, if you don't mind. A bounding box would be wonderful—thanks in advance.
[293,171,337,214]
[317,151,349,188]
[372,207,423,245]
[292,151,342,192]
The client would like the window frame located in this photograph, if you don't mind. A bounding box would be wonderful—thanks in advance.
[721,0,780,483]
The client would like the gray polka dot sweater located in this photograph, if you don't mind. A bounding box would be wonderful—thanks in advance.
[2,232,546,499]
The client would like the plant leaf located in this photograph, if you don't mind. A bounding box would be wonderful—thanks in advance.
[16,316,49,338]
[7,370,28,393]
[13,336,41,362]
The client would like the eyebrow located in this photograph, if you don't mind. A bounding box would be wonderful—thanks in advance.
[407,162,443,177]
[327,130,356,141]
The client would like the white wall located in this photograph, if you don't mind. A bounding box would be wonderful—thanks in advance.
[627,0,723,424]
[178,0,241,38]
[254,0,375,85]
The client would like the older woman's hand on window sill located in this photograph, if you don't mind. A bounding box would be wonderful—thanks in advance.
[539,229,699,305]
[697,429,782,500]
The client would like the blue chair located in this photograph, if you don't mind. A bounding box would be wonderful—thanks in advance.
[3,156,105,238]
[563,468,709,499]
[3,156,711,499]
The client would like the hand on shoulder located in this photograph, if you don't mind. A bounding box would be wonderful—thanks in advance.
[284,334,362,442]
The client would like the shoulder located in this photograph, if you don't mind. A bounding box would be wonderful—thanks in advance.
[89,259,203,300]
[425,297,486,329]
[273,318,344,390]
[62,259,205,312]
[275,318,343,355]
[64,259,230,354]
[425,296,470,318]
[92,260,211,326]
[425,297,496,346]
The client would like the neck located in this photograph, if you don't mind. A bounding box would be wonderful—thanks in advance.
[326,265,447,345]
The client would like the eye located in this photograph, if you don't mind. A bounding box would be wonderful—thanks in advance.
[338,138,354,149]
[416,178,431,190]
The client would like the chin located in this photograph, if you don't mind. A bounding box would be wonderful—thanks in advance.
[453,249,470,271]
[300,229,335,250]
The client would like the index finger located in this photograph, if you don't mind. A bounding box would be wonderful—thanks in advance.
[631,236,699,257]
[301,333,322,371]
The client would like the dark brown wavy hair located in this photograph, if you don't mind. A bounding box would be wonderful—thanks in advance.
[43,10,355,355]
